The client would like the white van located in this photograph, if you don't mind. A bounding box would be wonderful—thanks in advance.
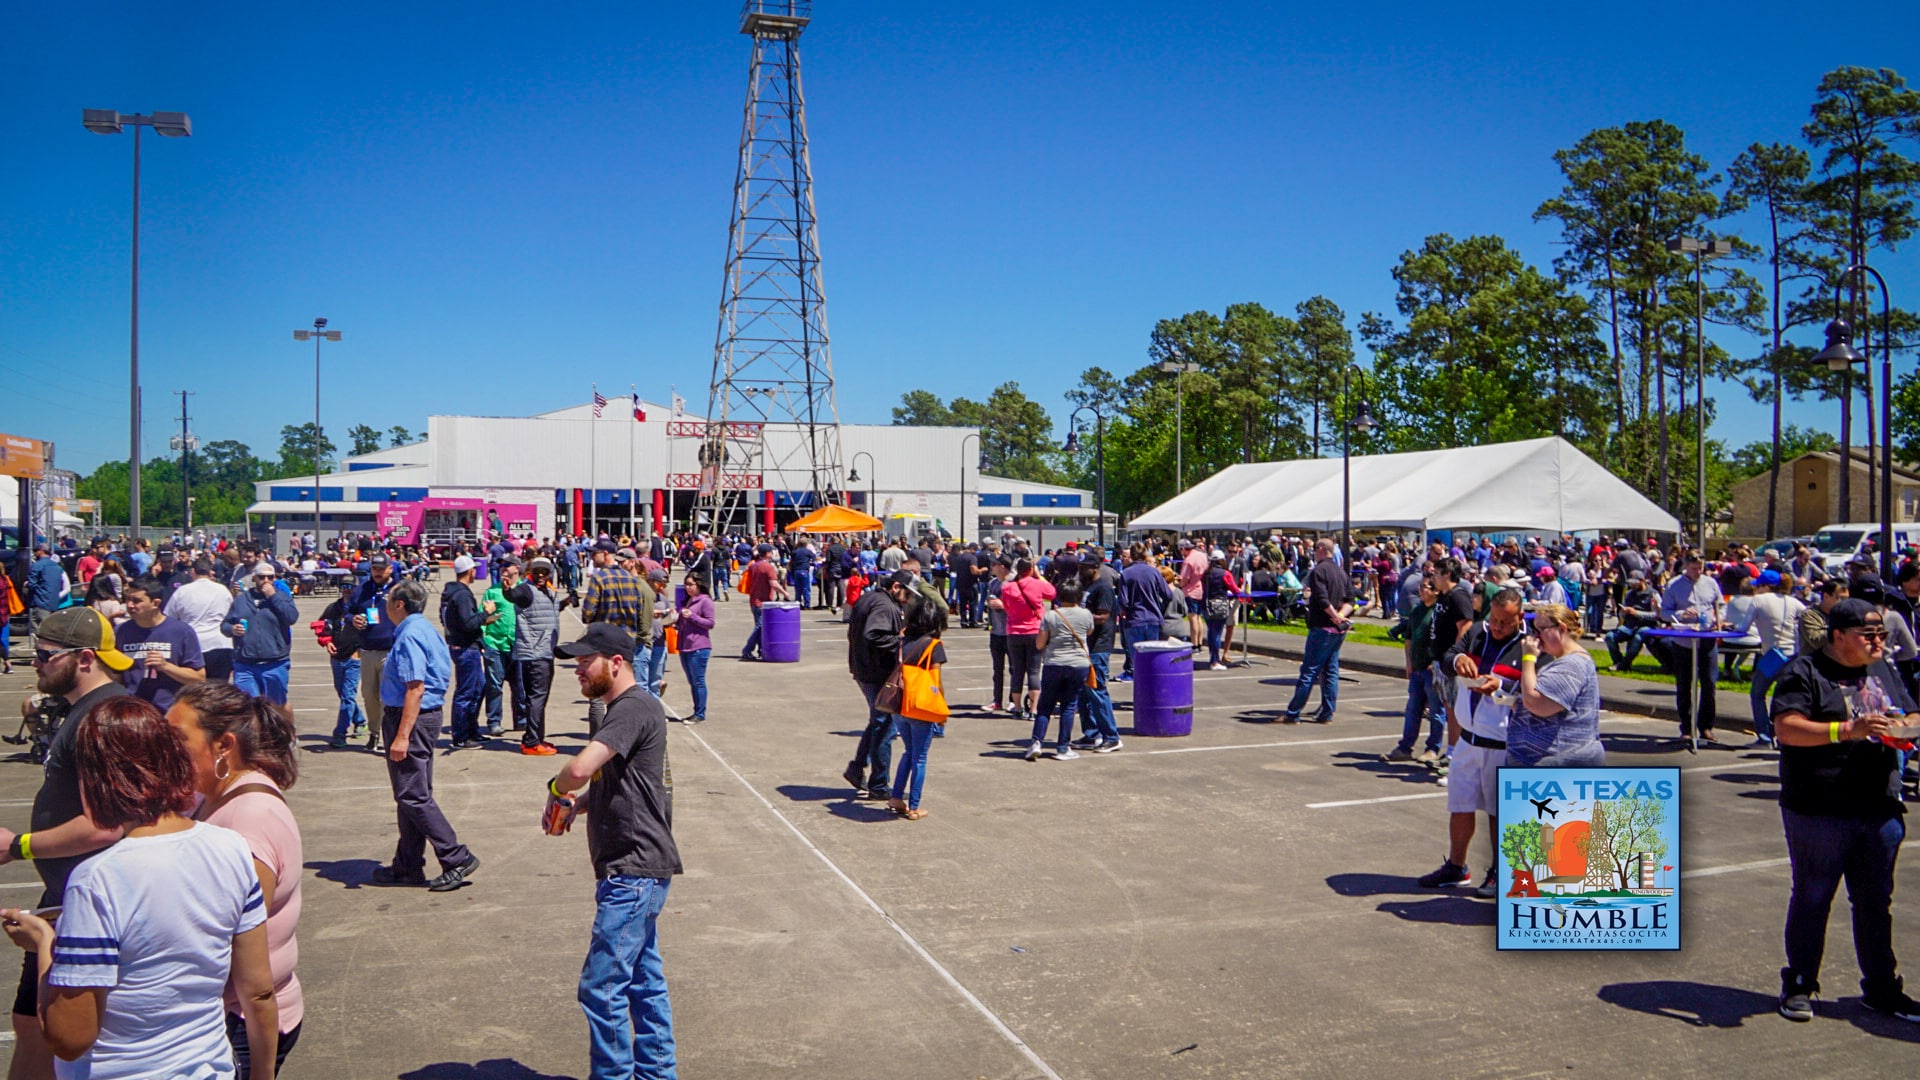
[1809,522,1920,572]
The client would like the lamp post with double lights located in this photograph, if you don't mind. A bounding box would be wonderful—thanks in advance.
[84,108,192,536]
[1667,236,1736,548]
[294,318,343,547]
[1812,263,1895,575]
[847,451,876,518]
[1341,367,1376,553]
[1159,360,1201,493]
[1064,404,1107,548]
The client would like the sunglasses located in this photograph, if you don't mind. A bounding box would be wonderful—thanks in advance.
[33,647,85,665]
[1850,627,1889,641]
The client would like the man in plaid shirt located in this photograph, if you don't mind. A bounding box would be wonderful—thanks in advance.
[583,540,656,731]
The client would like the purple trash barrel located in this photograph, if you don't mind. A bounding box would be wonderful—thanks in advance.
[761,601,802,663]
[1132,640,1194,736]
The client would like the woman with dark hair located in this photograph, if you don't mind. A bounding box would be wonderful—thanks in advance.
[888,591,947,819]
[997,558,1055,721]
[676,574,716,725]
[2,696,278,1078]
[168,682,305,1074]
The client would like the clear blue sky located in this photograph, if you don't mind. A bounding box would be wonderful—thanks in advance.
[3,1,1916,476]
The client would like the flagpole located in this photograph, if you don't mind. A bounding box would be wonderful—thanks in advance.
[590,382,598,539]
[629,384,638,541]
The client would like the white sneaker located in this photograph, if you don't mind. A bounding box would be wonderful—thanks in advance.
[1024,741,1042,761]
[1094,738,1122,754]
[1210,663,1228,671]
[1052,748,1081,760]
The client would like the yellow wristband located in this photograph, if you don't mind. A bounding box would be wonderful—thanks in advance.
[548,777,564,798]
[17,833,31,861]
[1521,654,1538,663]
[1830,721,1842,744]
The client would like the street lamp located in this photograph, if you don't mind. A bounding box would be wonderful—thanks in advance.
[959,433,981,542]
[1668,236,1736,549]
[848,451,875,515]
[1342,367,1375,553]
[1065,404,1107,548]
[84,108,192,537]
[294,318,343,548]
[1159,360,1202,493]
[1812,263,1895,573]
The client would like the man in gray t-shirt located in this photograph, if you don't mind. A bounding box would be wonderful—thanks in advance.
[551,623,682,1077]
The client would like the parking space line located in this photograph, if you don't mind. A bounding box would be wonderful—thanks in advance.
[1308,792,1447,809]
[1143,734,1397,755]
[681,725,1064,1080]
[1682,857,1791,879]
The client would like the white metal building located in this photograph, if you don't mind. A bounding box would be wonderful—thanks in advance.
[247,396,1101,548]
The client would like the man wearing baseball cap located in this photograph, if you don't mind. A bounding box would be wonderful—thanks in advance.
[345,553,402,752]
[441,555,497,749]
[549,622,681,1076]
[0,608,132,1075]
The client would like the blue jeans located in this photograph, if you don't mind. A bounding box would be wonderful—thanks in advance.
[742,606,765,658]
[678,648,710,720]
[1031,664,1084,749]
[449,644,485,743]
[793,575,812,609]
[1750,648,1791,740]
[852,679,895,789]
[330,656,367,738]
[713,563,730,595]
[1606,625,1648,667]
[646,639,669,695]
[233,659,291,705]
[890,716,937,809]
[1586,591,1609,635]
[483,646,509,731]
[578,875,677,1080]
[1394,666,1442,754]
[1205,616,1228,665]
[1121,623,1161,677]
[1781,808,1904,997]
[1283,627,1344,722]
[1078,649,1120,743]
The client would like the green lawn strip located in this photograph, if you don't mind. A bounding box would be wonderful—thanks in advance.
[1245,620,1754,692]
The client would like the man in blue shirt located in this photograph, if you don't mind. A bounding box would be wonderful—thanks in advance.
[346,553,401,752]
[1657,553,1726,746]
[1115,542,1172,681]
[24,544,66,642]
[372,578,481,892]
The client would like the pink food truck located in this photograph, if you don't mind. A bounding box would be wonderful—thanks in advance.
[377,497,538,556]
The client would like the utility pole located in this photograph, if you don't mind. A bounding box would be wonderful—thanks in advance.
[169,391,197,538]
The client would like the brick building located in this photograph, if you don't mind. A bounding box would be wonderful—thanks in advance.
[1729,447,1920,542]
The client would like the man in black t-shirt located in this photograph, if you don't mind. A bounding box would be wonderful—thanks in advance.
[552,622,683,1076]
[1767,598,1920,1024]
[1282,539,1355,724]
[1425,558,1476,730]
[1072,560,1122,750]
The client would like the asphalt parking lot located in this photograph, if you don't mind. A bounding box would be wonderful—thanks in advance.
[0,588,1915,1078]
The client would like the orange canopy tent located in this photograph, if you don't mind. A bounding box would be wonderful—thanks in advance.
[784,504,883,534]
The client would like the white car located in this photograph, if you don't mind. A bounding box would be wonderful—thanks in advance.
[1809,522,1920,572]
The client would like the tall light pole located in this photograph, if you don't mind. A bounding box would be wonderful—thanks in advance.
[1668,236,1735,548]
[1341,366,1376,553]
[294,318,342,548]
[1813,263,1894,574]
[84,109,191,538]
[1159,360,1201,493]
[848,451,876,515]
[959,432,981,542]
[169,391,196,537]
[1065,405,1107,548]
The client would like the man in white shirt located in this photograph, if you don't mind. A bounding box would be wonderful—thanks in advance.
[1730,569,1806,749]
[163,557,237,683]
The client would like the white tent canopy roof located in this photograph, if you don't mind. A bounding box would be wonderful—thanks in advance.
[1130,437,1680,535]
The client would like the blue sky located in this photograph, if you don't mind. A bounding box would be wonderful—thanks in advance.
[3,1,1917,476]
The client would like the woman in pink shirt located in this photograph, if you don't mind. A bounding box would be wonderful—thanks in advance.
[997,559,1056,719]
[167,682,305,1075]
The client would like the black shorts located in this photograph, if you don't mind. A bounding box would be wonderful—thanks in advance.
[14,950,36,1018]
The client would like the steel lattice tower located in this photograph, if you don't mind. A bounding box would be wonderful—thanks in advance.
[695,0,844,537]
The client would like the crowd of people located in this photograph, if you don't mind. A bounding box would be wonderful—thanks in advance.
[2,518,1917,1078]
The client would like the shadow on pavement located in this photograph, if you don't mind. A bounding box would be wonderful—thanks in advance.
[400,1060,580,1080]
[1329,753,1444,786]
[1850,1006,1920,1042]
[827,801,899,823]
[1600,733,1687,755]
[305,858,382,890]
[776,784,855,802]
[1374,896,1495,926]
[1327,872,1435,897]
[1596,980,1778,1028]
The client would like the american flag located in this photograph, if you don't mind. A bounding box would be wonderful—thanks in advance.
[592,390,607,418]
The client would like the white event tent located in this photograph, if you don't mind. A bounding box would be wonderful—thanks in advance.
[1129,437,1680,536]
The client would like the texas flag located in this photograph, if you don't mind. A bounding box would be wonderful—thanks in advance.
[630,385,646,422]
